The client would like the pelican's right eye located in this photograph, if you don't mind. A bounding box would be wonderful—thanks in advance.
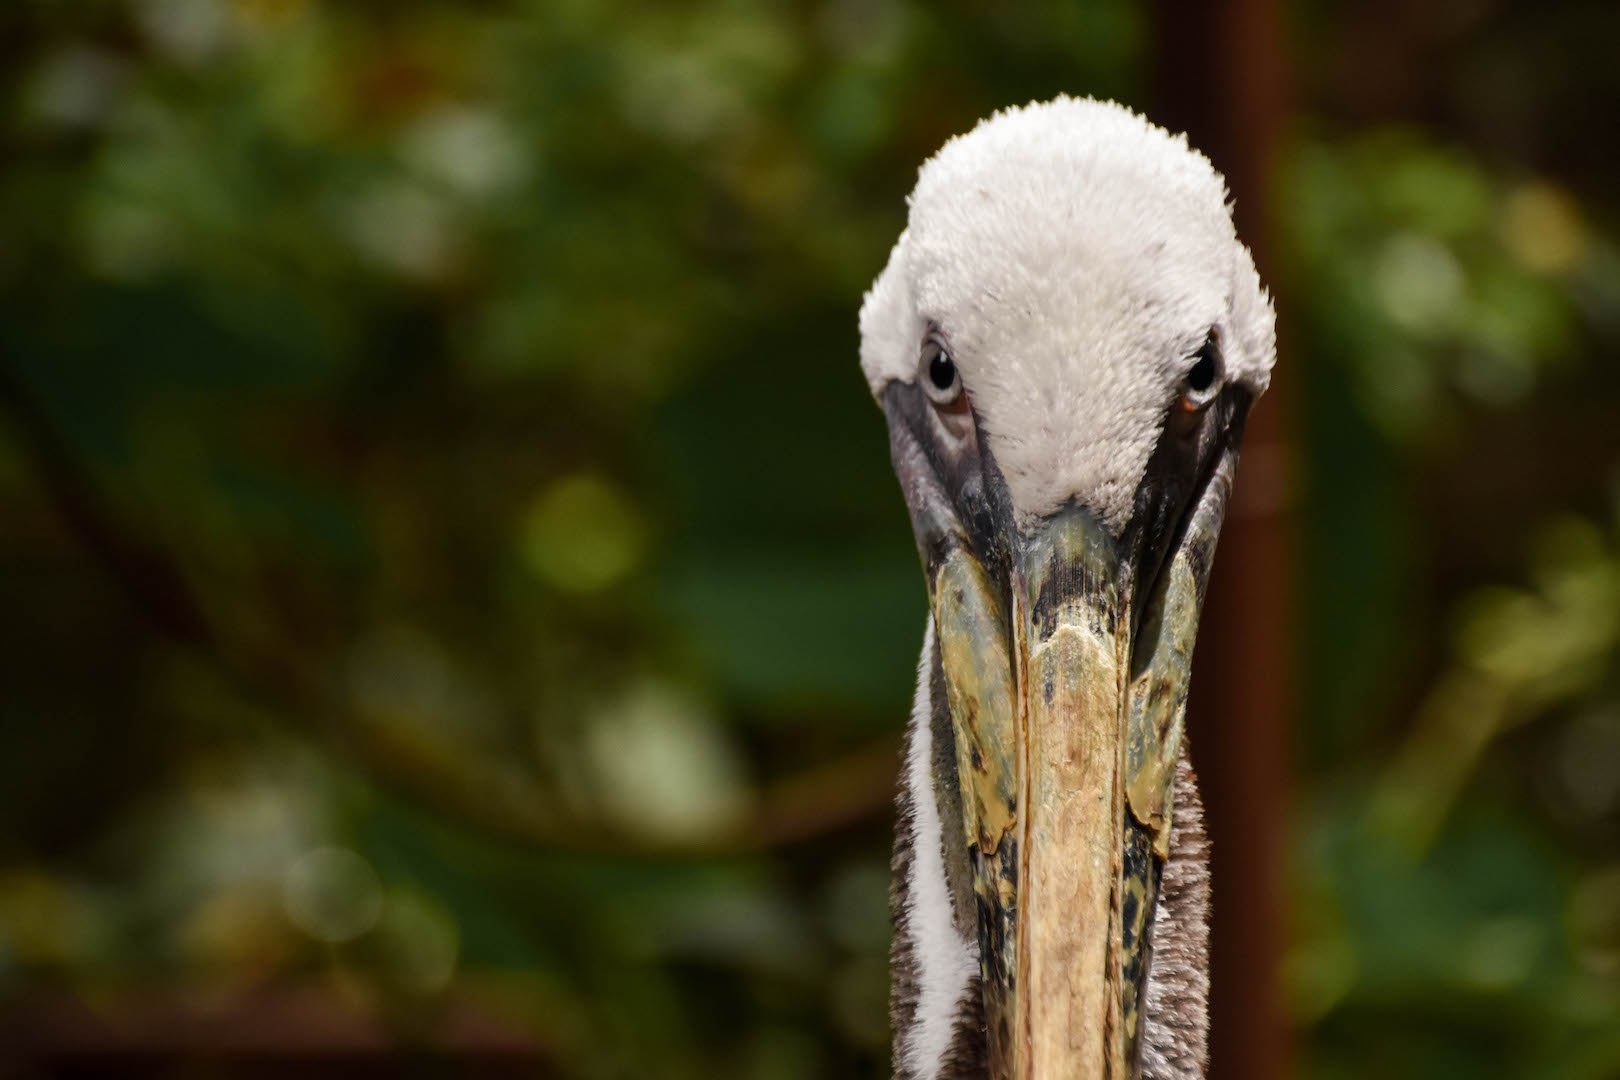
[921,336,963,409]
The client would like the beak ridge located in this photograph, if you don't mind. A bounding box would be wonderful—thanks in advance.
[930,479,1229,1077]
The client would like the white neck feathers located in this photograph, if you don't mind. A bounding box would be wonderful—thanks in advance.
[892,619,979,1079]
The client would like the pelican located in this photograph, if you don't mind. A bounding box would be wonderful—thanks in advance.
[863,98,1275,1079]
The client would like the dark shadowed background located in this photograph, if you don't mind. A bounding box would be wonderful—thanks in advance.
[3,1,1619,1077]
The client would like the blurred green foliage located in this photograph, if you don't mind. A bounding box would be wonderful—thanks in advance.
[2,1,1619,1078]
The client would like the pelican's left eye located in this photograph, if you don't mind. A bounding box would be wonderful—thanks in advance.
[921,336,963,408]
[1179,329,1223,412]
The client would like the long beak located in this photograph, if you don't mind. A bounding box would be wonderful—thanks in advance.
[929,456,1232,1078]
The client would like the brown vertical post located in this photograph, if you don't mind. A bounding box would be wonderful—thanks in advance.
[1151,2,1295,1079]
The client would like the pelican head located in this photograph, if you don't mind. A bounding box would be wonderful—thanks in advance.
[864,98,1275,1079]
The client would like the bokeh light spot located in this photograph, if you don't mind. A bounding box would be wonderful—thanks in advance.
[580,681,749,840]
[1375,232,1464,335]
[1502,183,1585,274]
[376,888,460,995]
[281,847,383,945]
[521,472,646,593]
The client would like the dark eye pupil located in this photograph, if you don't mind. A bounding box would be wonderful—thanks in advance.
[1187,337,1219,394]
[929,351,956,391]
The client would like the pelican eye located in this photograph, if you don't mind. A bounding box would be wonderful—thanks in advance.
[1179,330,1223,411]
[921,337,963,408]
